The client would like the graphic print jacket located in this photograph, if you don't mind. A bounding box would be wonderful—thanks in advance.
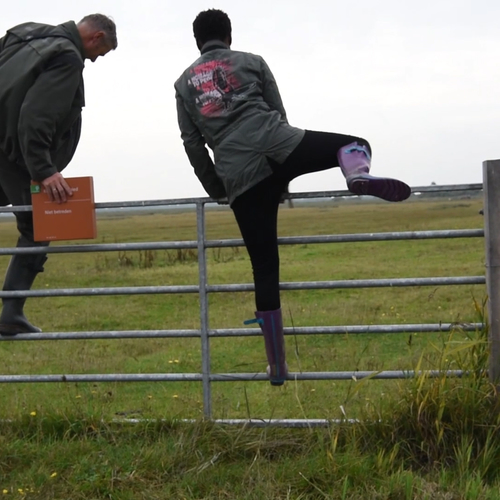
[175,40,304,203]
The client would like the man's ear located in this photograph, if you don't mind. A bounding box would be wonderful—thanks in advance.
[93,31,105,45]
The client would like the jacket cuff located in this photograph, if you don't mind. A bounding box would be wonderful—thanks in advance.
[29,164,58,182]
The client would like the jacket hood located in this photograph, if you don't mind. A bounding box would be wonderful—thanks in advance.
[6,21,84,60]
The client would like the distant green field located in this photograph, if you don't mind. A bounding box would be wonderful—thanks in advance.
[0,197,485,421]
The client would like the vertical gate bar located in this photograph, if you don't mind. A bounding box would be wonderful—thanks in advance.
[196,201,212,417]
[483,159,500,387]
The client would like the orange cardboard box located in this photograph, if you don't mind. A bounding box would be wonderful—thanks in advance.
[31,176,97,242]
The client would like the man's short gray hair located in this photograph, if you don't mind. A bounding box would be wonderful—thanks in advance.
[78,14,117,49]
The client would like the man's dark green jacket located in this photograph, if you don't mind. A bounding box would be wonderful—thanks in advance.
[0,21,85,181]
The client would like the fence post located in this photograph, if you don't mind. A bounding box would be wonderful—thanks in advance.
[196,201,212,417]
[483,159,500,387]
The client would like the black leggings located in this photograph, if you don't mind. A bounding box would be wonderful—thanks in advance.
[231,130,369,311]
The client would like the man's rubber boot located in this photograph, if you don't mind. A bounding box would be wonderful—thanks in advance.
[0,250,47,336]
[245,308,288,386]
[338,142,411,202]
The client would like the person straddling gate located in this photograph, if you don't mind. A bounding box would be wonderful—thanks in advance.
[174,9,411,386]
[0,14,117,336]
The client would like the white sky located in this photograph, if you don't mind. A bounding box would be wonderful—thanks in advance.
[2,0,498,202]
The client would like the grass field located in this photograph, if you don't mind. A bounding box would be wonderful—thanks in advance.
[2,195,498,499]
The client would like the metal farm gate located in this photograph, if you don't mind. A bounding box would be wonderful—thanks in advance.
[0,159,499,425]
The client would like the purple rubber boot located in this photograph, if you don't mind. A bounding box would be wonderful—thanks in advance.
[337,142,411,202]
[244,308,288,386]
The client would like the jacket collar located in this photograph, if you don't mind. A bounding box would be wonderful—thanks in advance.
[61,21,85,60]
[200,39,230,55]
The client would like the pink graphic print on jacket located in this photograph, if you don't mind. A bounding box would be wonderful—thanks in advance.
[189,60,240,116]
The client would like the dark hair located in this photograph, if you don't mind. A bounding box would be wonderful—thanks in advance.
[192,9,231,48]
[78,14,118,49]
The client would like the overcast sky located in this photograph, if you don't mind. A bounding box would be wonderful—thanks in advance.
[2,0,498,203]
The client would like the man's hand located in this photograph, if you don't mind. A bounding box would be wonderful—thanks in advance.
[41,172,73,203]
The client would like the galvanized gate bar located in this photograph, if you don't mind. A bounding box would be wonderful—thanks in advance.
[0,369,466,384]
[0,322,483,342]
[187,419,349,427]
[0,286,200,297]
[0,241,201,255]
[209,323,482,336]
[0,229,484,256]
[0,182,482,214]
[208,276,485,293]
[0,329,203,340]
[209,370,466,381]
[208,229,484,248]
[196,201,212,417]
[0,276,486,299]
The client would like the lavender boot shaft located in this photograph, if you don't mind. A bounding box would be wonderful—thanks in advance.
[245,308,288,386]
